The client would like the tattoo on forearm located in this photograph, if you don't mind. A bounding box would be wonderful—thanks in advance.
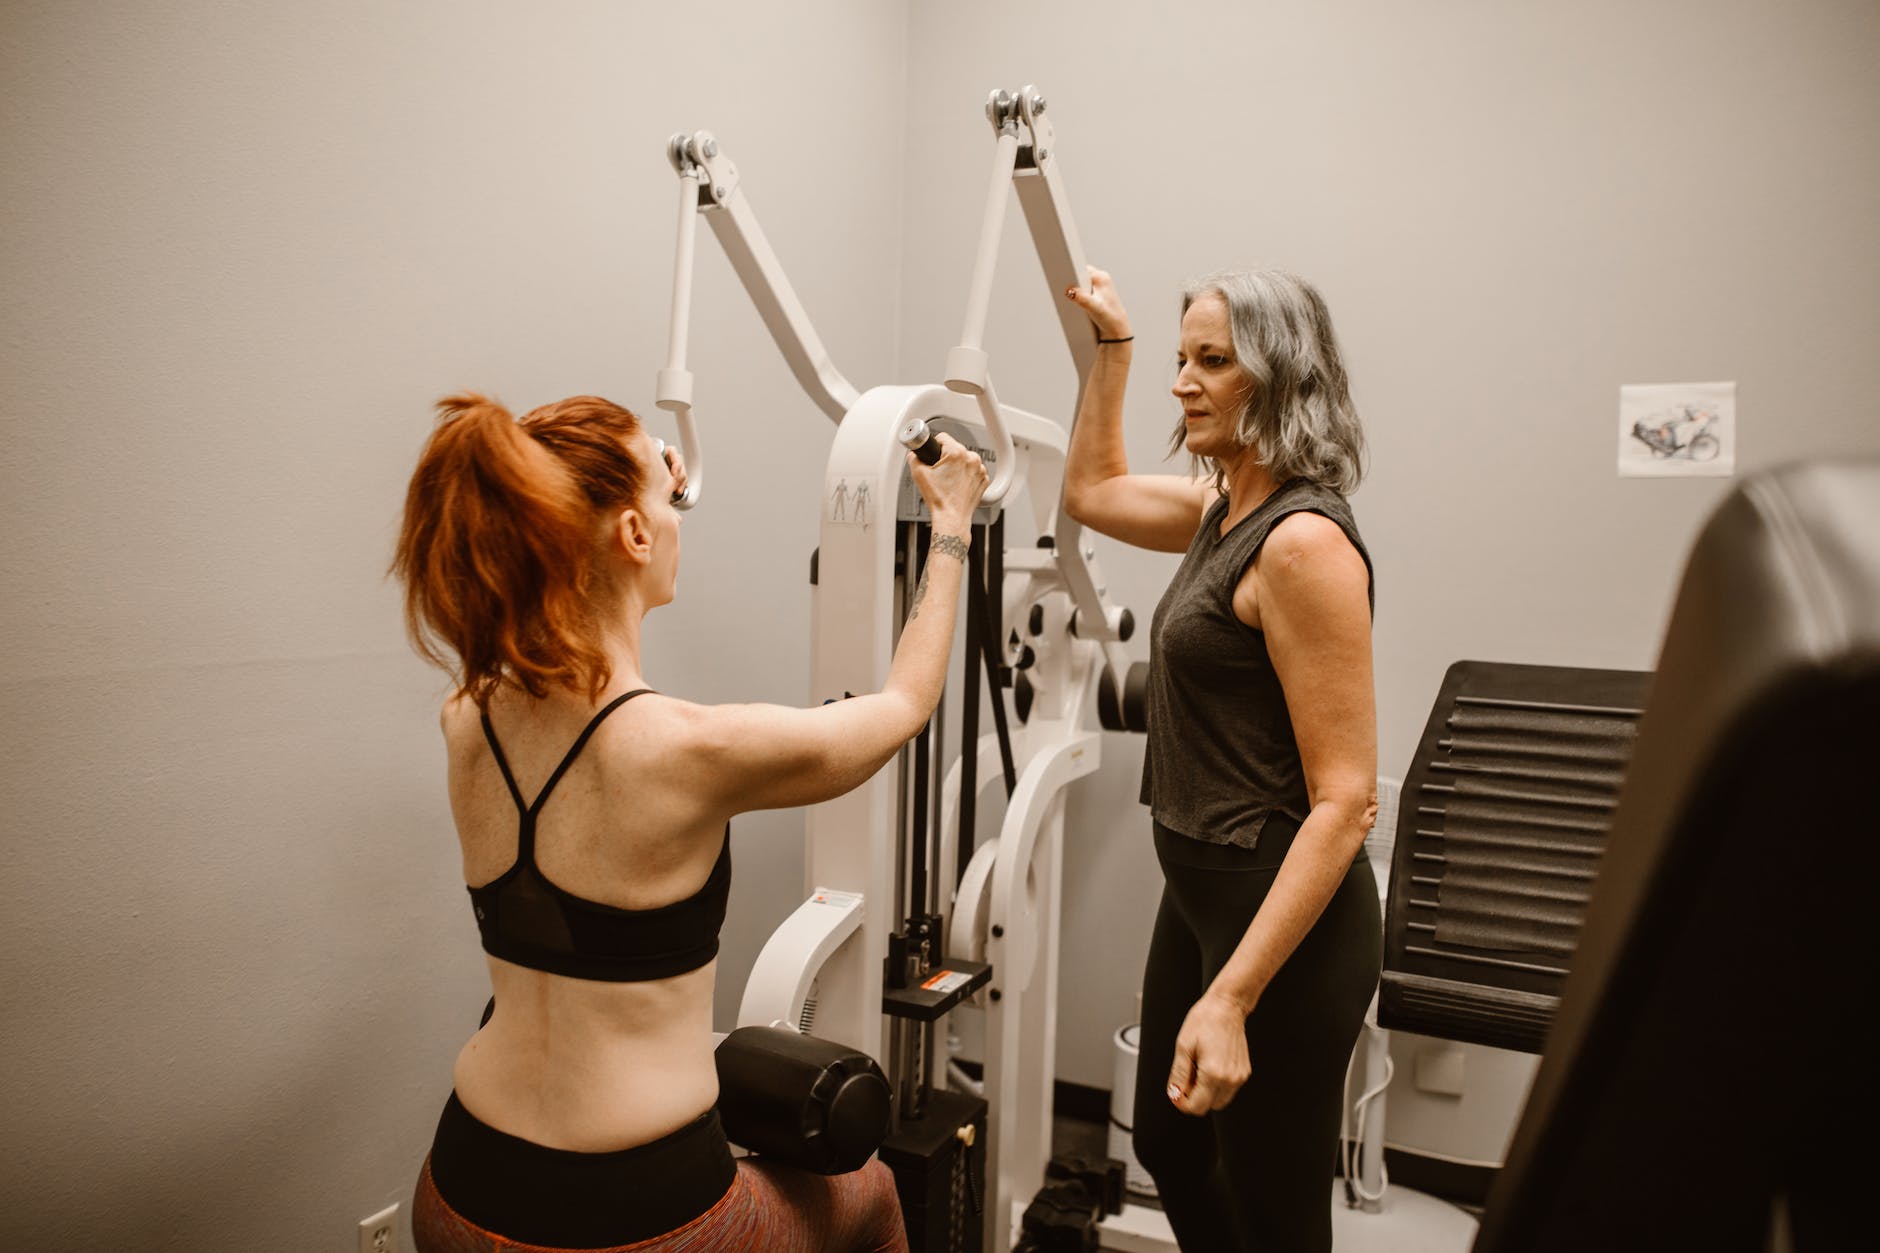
[908,567,932,620]
[908,534,969,621]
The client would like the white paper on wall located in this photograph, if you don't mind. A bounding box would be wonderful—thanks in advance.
[1618,381,1736,477]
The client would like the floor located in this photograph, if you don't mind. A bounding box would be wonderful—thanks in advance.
[1049,1116,1480,1252]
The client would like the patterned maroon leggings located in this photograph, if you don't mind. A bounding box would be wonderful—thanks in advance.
[412,1154,908,1253]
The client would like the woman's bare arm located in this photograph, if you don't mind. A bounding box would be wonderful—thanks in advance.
[1062,268,1212,553]
[672,438,985,820]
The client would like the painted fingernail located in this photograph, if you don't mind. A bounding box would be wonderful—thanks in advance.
[1167,1084,1181,1100]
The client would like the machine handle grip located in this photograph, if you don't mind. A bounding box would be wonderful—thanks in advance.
[899,417,943,465]
[671,405,703,510]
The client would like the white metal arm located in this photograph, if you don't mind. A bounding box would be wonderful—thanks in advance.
[658,130,864,508]
[656,143,704,510]
[945,87,1135,702]
[943,97,1024,505]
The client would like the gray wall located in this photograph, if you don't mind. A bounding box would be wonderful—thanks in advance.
[0,1,907,1248]
[896,0,1880,1161]
[4,2,1878,1248]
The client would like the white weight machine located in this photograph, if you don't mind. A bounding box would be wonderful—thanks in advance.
[657,88,1165,1252]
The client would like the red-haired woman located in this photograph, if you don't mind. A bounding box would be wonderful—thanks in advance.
[393,394,986,1253]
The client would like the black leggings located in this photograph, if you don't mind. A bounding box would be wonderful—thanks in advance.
[414,1092,907,1252]
[1132,817,1382,1253]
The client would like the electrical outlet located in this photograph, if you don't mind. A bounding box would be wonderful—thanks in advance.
[359,1203,398,1253]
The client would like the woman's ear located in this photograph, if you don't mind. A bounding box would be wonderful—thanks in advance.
[612,507,654,565]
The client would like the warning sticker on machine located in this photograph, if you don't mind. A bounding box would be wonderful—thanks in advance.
[921,970,971,994]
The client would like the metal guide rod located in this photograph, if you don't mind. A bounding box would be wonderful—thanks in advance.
[927,691,945,913]
[907,523,932,923]
[959,522,984,877]
[976,516,1017,796]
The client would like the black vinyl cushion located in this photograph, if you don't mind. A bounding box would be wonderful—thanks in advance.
[715,1026,891,1176]
[1379,661,1650,1054]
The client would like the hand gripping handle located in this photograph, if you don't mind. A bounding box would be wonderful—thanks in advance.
[899,417,943,465]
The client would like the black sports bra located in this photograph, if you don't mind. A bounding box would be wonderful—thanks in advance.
[467,689,731,982]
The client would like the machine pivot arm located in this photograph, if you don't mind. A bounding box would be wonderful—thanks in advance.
[1007,89,1096,389]
[659,131,864,507]
[998,90,1125,661]
[947,87,1131,694]
[656,139,705,509]
[942,93,1029,505]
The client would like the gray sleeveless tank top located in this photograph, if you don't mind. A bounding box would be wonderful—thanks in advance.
[1139,478,1374,849]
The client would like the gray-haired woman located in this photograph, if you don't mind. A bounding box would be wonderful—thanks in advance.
[1064,268,1382,1253]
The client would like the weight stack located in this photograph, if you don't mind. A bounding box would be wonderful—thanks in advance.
[878,1088,988,1253]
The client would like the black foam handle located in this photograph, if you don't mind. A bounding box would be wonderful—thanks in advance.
[900,417,943,465]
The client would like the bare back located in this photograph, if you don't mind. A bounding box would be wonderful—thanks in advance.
[442,687,729,1153]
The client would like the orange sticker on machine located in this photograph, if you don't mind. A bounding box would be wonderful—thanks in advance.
[921,970,971,994]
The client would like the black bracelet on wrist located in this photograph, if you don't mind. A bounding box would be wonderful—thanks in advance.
[1097,335,1134,344]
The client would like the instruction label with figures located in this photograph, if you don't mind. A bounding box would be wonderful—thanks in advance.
[825,476,874,527]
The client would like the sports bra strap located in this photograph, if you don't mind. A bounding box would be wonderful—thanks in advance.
[479,690,657,849]
[525,689,654,818]
[480,715,529,815]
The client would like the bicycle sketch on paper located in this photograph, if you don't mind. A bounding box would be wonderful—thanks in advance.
[1630,404,1722,462]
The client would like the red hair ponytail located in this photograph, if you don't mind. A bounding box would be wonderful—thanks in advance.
[392,393,646,707]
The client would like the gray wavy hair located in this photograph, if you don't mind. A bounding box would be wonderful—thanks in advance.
[1171,270,1365,494]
